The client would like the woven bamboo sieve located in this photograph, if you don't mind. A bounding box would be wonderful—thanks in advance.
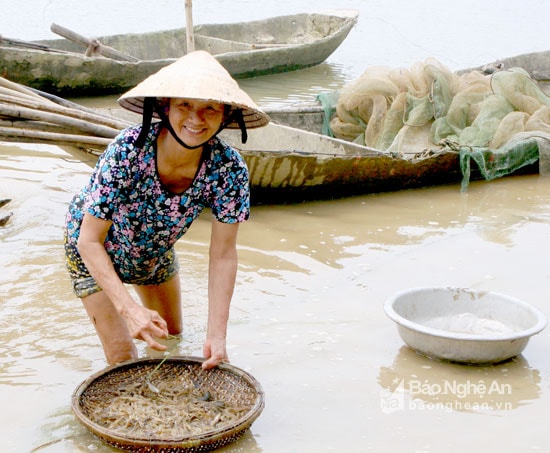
[71,356,264,452]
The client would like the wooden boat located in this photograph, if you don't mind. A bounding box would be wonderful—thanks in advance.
[462,49,550,91]
[0,10,358,96]
[0,87,469,204]
[231,50,550,203]
[61,104,516,205]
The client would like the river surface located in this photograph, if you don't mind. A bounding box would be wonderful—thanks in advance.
[2,1,550,452]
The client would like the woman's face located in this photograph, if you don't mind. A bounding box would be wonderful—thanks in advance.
[167,98,225,147]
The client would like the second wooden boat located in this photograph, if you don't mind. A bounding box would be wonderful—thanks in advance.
[0,10,359,96]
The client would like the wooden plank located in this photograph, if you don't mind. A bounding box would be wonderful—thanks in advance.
[50,23,140,62]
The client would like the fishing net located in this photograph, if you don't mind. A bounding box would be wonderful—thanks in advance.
[323,59,550,189]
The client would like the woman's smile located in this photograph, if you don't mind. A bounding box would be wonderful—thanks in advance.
[182,124,205,136]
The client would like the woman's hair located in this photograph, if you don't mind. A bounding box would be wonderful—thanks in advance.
[156,98,170,116]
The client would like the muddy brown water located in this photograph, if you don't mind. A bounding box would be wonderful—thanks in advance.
[2,139,550,452]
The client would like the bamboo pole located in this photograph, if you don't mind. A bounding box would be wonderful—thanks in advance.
[0,77,129,127]
[0,77,134,154]
[27,86,133,127]
[0,35,52,51]
[0,118,101,136]
[185,0,195,53]
[0,76,55,104]
[0,92,129,131]
[0,102,120,138]
[0,35,74,55]
[0,127,111,148]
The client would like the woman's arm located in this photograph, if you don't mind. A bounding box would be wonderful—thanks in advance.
[77,212,169,350]
[202,219,240,369]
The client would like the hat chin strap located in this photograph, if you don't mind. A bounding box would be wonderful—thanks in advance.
[135,97,155,150]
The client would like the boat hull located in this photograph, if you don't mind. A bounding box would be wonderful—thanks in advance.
[220,124,465,204]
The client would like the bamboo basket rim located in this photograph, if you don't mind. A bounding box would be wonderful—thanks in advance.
[71,356,265,452]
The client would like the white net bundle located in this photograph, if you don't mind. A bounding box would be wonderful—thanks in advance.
[328,59,550,188]
[331,59,550,152]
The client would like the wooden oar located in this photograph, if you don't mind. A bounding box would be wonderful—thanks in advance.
[50,23,139,62]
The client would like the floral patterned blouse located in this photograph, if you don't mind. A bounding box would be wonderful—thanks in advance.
[65,122,250,278]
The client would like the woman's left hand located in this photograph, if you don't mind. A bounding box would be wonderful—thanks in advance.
[202,337,228,369]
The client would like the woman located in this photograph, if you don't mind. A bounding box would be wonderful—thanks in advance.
[64,51,269,369]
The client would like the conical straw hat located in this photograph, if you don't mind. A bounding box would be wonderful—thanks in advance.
[118,50,269,129]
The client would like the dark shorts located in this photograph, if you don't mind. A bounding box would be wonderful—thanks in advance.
[64,235,179,298]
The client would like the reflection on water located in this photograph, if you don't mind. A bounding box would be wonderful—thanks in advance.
[378,346,542,414]
[30,414,262,453]
[237,63,351,107]
[231,176,550,273]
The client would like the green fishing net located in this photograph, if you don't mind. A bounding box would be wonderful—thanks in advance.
[459,134,541,191]
[323,59,550,189]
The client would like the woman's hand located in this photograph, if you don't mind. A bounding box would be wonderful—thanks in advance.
[202,221,239,370]
[78,213,170,352]
[202,337,229,369]
[122,304,169,351]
